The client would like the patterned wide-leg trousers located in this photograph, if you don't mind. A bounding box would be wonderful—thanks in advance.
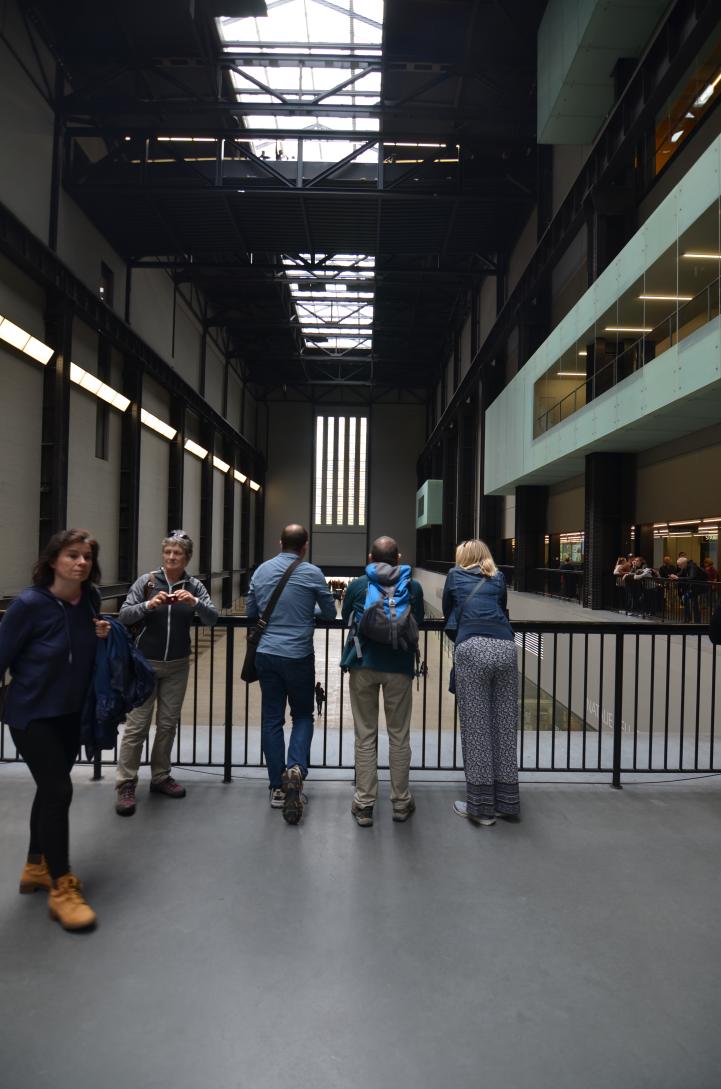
[455,636,520,819]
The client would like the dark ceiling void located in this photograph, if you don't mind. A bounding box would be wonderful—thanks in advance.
[27,0,545,394]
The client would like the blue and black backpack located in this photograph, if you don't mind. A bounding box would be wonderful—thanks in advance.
[342,563,419,668]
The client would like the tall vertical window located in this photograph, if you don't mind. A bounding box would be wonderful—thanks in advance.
[314,413,368,527]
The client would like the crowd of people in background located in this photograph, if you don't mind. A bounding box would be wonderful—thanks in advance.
[612,552,718,621]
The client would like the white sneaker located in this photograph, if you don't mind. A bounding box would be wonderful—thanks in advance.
[270,788,286,808]
[453,800,495,826]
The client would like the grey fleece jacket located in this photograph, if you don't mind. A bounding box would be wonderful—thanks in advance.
[119,568,218,661]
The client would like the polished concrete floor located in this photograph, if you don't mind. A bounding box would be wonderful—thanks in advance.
[1,768,720,1089]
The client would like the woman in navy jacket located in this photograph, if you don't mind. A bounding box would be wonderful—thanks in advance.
[0,529,110,930]
[442,539,520,826]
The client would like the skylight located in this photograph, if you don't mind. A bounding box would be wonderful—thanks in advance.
[283,254,375,353]
[218,0,383,164]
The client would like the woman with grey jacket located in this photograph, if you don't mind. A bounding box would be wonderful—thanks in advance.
[114,531,218,815]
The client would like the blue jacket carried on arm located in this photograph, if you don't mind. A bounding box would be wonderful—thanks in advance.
[81,618,156,756]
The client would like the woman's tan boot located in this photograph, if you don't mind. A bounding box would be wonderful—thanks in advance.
[48,874,97,930]
[19,856,52,894]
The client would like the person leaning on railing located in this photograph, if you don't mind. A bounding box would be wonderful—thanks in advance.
[669,556,704,623]
[442,539,520,827]
[0,529,111,932]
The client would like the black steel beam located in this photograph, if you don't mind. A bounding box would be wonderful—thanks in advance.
[39,294,72,548]
[118,355,143,582]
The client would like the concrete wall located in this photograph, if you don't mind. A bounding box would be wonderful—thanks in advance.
[264,402,313,559]
[636,425,721,524]
[368,403,425,565]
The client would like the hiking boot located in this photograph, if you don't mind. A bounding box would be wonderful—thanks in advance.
[115,782,136,816]
[351,802,374,827]
[149,776,186,798]
[19,856,51,894]
[392,797,416,823]
[282,765,305,825]
[270,787,286,809]
[48,874,97,931]
[453,800,495,827]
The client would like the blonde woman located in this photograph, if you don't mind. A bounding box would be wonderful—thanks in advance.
[442,539,519,826]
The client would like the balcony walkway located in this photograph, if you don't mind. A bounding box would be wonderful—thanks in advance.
[0,766,719,1089]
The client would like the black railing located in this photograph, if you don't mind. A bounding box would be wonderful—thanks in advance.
[526,566,584,602]
[2,617,719,786]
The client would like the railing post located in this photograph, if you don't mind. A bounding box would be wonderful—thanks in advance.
[92,750,103,781]
[612,631,624,789]
[223,623,234,784]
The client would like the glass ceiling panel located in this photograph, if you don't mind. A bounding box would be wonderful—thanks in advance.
[283,254,376,355]
[219,1,383,163]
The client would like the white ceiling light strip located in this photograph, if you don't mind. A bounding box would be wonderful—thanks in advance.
[140,408,177,440]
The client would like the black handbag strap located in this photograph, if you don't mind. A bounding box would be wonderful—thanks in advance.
[253,556,304,642]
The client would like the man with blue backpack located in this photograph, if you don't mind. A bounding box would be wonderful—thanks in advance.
[341,536,424,827]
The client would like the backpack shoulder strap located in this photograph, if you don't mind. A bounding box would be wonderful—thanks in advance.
[256,557,303,635]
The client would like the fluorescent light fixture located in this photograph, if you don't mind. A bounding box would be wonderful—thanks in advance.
[604,326,652,333]
[0,317,31,350]
[578,350,588,357]
[694,72,721,107]
[653,523,668,528]
[557,371,585,377]
[69,362,130,411]
[213,455,230,473]
[668,519,700,526]
[233,469,247,483]
[682,252,721,259]
[249,479,261,492]
[639,294,693,302]
[670,130,684,143]
[0,316,54,363]
[140,409,176,440]
[184,439,208,460]
[702,517,721,522]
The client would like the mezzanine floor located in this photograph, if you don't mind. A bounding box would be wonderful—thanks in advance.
[0,766,719,1089]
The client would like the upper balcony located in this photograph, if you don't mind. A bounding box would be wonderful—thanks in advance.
[485,133,721,495]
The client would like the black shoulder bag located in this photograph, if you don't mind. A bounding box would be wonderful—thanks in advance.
[241,557,303,683]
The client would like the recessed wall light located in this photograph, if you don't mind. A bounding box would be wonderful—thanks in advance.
[0,316,54,364]
[184,439,208,460]
[69,362,130,411]
[213,455,230,473]
[140,409,176,440]
[233,469,247,483]
[249,480,261,492]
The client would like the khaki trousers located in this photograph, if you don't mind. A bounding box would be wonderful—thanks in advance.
[349,668,413,810]
[115,658,190,785]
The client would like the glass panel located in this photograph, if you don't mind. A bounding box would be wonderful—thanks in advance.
[347,416,356,525]
[336,416,346,524]
[325,416,335,525]
[358,416,368,526]
[654,34,721,176]
[314,415,324,524]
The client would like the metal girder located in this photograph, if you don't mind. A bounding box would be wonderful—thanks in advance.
[67,124,455,142]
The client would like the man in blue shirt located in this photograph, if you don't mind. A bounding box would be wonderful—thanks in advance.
[246,524,336,824]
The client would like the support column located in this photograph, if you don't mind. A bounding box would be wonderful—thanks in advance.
[478,364,504,555]
[198,423,214,591]
[167,396,186,532]
[118,356,142,583]
[39,295,72,548]
[456,400,477,545]
[222,449,235,610]
[583,452,635,609]
[240,484,251,593]
[514,485,548,592]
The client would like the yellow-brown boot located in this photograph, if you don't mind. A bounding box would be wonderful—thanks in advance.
[48,874,97,931]
[19,855,52,894]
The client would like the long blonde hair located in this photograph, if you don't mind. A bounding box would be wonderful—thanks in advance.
[455,538,497,577]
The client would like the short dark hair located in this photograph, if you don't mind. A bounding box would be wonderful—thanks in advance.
[370,536,399,565]
[32,529,101,587]
[280,524,309,553]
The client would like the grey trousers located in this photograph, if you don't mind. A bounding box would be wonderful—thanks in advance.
[349,668,413,811]
[115,658,190,786]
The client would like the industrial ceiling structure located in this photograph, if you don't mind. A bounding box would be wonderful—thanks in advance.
[27,0,544,397]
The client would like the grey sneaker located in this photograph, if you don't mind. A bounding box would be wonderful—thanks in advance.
[351,803,374,827]
[115,782,136,817]
[270,788,286,809]
[282,765,305,825]
[453,800,495,826]
[392,797,416,823]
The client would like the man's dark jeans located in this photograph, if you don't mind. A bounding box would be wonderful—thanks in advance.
[256,652,315,789]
